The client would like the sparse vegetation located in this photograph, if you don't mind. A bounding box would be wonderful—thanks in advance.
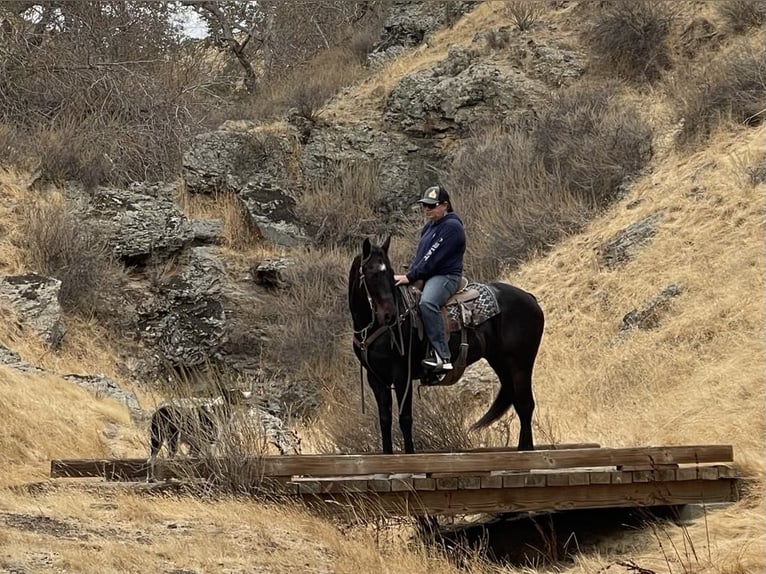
[13,193,126,318]
[296,161,387,248]
[674,38,766,146]
[582,0,674,82]
[450,81,653,279]
[716,0,766,34]
[506,0,542,31]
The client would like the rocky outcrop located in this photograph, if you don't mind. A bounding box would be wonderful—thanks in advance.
[136,247,227,369]
[63,374,143,422]
[0,343,43,373]
[378,0,479,50]
[599,213,664,269]
[620,284,684,332]
[0,274,66,348]
[79,182,195,265]
[384,44,546,136]
[300,121,434,214]
[182,126,309,247]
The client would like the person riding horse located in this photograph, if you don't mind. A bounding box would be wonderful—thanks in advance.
[394,184,466,373]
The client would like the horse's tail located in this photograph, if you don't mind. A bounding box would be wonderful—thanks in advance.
[469,384,515,431]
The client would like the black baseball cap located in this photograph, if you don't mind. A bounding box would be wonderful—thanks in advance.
[417,185,450,206]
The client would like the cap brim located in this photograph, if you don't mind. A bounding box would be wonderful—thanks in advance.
[417,199,439,205]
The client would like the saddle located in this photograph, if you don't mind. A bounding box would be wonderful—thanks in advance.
[401,279,501,386]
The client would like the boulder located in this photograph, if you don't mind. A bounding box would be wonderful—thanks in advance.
[0,273,66,348]
[384,44,546,136]
[78,182,195,265]
[136,247,227,368]
[182,126,309,247]
[63,373,144,422]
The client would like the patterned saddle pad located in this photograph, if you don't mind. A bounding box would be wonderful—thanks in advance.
[445,282,500,331]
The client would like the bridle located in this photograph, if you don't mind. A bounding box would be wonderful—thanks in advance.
[352,254,415,415]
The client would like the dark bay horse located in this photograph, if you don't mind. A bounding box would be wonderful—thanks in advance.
[349,237,544,454]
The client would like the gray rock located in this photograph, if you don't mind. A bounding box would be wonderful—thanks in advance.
[137,247,227,368]
[0,342,43,373]
[599,213,664,269]
[190,219,224,245]
[384,44,546,136]
[182,127,309,247]
[78,182,195,264]
[620,284,684,332]
[378,0,479,50]
[0,273,66,348]
[300,121,432,214]
[63,373,143,421]
[250,258,294,289]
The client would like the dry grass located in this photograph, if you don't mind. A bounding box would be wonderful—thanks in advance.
[0,124,763,574]
[0,3,764,573]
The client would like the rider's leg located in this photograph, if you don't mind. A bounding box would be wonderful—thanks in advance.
[419,274,459,368]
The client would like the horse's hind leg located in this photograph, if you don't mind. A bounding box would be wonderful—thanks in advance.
[511,368,535,451]
[476,361,535,451]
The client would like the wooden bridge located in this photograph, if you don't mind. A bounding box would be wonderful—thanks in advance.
[50,443,740,517]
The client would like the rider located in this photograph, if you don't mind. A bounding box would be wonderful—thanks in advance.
[394,184,466,373]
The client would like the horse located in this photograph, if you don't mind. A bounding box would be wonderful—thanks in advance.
[146,387,252,481]
[349,237,544,454]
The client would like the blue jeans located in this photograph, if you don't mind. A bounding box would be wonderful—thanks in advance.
[420,274,460,360]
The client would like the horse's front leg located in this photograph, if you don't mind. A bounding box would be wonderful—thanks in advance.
[369,372,394,454]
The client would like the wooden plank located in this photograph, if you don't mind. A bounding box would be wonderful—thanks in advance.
[420,443,601,454]
[699,467,720,480]
[244,444,733,477]
[480,475,503,489]
[50,459,150,481]
[589,471,612,485]
[618,463,678,472]
[308,479,738,517]
[611,471,633,484]
[50,445,734,480]
[458,476,482,490]
[391,477,414,492]
[676,467,699,481]
[413,477,436,491]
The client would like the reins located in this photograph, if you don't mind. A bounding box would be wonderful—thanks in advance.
[353,260,415,417]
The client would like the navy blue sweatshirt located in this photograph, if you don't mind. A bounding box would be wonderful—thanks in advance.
[406,212,466,283]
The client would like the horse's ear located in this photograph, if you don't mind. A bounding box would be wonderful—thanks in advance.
[362,238,371,259]
[381,235,391,254]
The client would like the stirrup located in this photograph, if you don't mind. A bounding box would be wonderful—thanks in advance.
[422,355,453,372]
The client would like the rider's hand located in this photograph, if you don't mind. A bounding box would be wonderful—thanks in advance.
[394,275,410,286]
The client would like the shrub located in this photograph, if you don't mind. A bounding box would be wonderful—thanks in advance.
[675,40,766,145]
[506,0,542,31]
[14,193,126,318]
[262,248,354,381]
[447,81,653,279]
[296,160,388,249]
[582,0,674,82]
[534,81,654,206]
[716,0,766,34]
[286,48,366,120]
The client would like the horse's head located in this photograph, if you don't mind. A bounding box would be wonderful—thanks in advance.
[357,236,398,325]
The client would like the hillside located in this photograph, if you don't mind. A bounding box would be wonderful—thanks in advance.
[1,1,765,573]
